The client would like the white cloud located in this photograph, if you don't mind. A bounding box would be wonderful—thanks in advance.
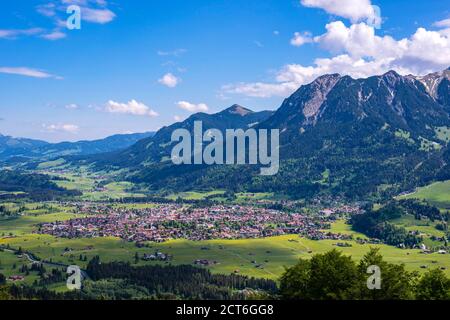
[290,32,313,47]
[222,82,298,98]
[0,27,65,41]
[41,30,67,40]
[223,21,450,98]
[82,7,116,24]
[5,1,115,43]
[314,21,406,59]
[43,123,79,134]
[38,1,116,26]
[158,73,180,88]
[314,22,450,73]
[300,0,380,24]
[65,103,79,110]
[0,67,62,79]
[0,28,44,39]
[105,100,159,117]
[434,18,450,29]
[36,3,57,17]
[174,115,184,122]
[176,101,209,113]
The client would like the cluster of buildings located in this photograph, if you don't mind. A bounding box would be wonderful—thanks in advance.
[37,203,342,242]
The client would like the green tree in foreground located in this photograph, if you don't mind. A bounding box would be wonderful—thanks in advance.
[280,249,359,300]
[415,269,450,300]
[280,249,448,300]
[354,248,415,300]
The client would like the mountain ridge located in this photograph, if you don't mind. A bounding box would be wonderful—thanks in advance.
[84,105,275,168]
[0,131,155,162]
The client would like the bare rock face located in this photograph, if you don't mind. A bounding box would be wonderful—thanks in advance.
[413,69,450,99]
[302,74,341,119]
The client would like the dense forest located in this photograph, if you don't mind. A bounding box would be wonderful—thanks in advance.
[0,258,277,300]
[86,257,277,300]
[350,200,449,247]
[0,170,81,200]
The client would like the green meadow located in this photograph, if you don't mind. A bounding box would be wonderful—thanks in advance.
[0,250,42,285]
[48,171,146,200]
[166,190,226,201]
[398,180,450,209]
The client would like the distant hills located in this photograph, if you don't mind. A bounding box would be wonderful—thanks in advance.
[0,131,155,163]
[85,104,274,168]
[78,68,450,200]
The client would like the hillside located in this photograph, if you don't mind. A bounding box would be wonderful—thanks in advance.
[84,105,274,168]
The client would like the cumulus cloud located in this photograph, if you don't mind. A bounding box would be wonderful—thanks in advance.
[82,7,116,24]
[176,101,209,113]
[290,32,313,47]
[158,73,180,88]
[43,123,79,134]
[224,21,450,98]
[300,0,380,25]
[0,67,62,79]
[105,100,159,117]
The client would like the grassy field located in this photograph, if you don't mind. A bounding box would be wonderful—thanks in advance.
[0,212,86,237]
[435,126,450,144]
[391,214,447,248]
[166,190,226,201]
[235,192,276,202]
[397,180,450,209]
[0,250,42,285]
[81,182,146,201]
[48,172,146,200]
[0,213,448,280]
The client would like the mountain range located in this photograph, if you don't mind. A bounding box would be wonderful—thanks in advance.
[5,67,450,201]
[84,104,274,168]
[0,132,155,163]
[80,67,449,200]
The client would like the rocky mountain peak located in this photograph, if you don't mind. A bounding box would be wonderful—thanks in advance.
[223,104,253,116]
[413,68,450,98]
[302,73,341,119]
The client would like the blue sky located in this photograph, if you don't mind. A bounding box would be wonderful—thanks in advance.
[1,0,449,142]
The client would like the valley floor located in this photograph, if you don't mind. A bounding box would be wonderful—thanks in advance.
[0,212,448,282]
[0,170,448,294]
